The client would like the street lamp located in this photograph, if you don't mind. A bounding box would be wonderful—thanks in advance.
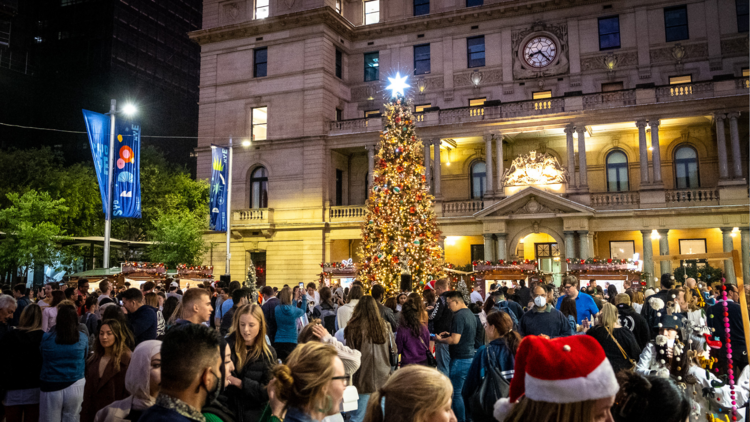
[103,99,137,269]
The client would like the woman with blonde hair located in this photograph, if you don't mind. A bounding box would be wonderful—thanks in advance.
[143,292,165,337]
[226,303,277,421]
[80,319,133,422]
[364,365,456,422]
[631,291,645,314]
[272,342,349,422]
[585,302,641,374]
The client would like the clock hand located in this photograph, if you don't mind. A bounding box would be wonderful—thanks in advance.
[540,52,551,61]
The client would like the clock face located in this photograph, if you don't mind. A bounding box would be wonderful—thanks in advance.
[523,36,557,68]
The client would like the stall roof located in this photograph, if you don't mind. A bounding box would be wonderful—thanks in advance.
[59,236,153,249]
[69,268,178,278]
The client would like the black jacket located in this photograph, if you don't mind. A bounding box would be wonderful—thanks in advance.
[640,289,672,339]
[517,287,531,310]
[377,302,398,332]
[586,325,641,374]
[429,292,454,334]
[127,304,158,347]
[226,333,278,422]
[0,328,44,390]
[261,297,280,344]
[220,307,237,336]
[617,304,651,350]
[708,300,748,372]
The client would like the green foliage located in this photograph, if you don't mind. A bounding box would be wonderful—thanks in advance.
[674,262,724,284]
[147,210,208,268]
[0,190,69,276]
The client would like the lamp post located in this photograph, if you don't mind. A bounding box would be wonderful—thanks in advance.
[103,99,136,269]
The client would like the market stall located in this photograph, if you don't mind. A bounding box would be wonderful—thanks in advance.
[471,260,540,301]
[176,265,214,288]
[68,262,170,292]
[319,259,358,289]
[566,258,642,293]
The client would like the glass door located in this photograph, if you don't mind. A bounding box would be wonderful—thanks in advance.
[535,243,563,285]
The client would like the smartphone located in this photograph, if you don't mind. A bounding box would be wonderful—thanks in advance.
[299,282,305,289]
[440,333,450,339]
[429,333,436,340]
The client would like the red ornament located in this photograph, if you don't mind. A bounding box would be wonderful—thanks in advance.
[397,165,404,172]
[410,206,416,213]
[499,260,504,265]
[524,259,530,264]
[566,258,571,263]
[607,258,613,264]
[512,261,518,265]
[581,259,585,264]
[392,256,399,263]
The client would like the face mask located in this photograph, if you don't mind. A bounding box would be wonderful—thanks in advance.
[340,385,359,412]
[534,296,546,308]
[204,369,221,408]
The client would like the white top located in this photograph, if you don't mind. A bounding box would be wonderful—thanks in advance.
[42,306,58,332]
[336,299,359,330]
[470,290,484,304]
[632,302,642,314]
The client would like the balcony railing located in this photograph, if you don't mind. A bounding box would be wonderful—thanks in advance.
[233,208,272,224]
[330,205,367,222]
[582,90,637,110]
[442,199,485,216]
[655,82,715,102]
[666,189,720,205]
[590,192,640,209]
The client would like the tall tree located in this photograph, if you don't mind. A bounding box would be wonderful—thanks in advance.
[147,210,208,268]
[357,94,444,291]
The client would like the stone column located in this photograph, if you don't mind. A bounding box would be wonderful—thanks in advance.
[496,135,505,198]
[714,113,730,180]
[565,125,577,190]
[496,233,507,261]
[483,133,494,197]
[483,234,495,262]
[637,120,650,185]
[657,229,670,275]
[433,139,442,198]
[576,126,588,189]
[578,231,590,259]
[587,232,595,258]
[423,140,431,189]
[721,227,737,283]
[649,120,663,184]
[439,235,446,258]
[564,231,576,259]
[741,228,750,286]
[366,144,376,189]
[728,112,744,179]
[641,230,654,287]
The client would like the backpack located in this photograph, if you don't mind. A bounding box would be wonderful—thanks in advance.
[494,301,519,328]
[314,304,337,335]
[469,347,510,421]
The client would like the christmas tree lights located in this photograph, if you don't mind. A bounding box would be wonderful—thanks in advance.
[357,88,445,291]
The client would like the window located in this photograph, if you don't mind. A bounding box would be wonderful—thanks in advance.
[598,16,621,50]
[469,98,486,107]
[664,6,689,42]
[744,68,749,77]
[674,146,699,188]
[251,107,267,141]
[364,0,379,24]
[364,52,379,81]
[335,169,344,205]
[602,81,624,92]
[335,49,342,79]
[414,44,430,75]
[471,161,487,199]
[415,104,431,113]
[414,0,429,15]
[669,75,692,84]
[256,0,269,19]
[467,36,485,68]
[533,90,552,99]
[254,48,267,77]
[467,0,483,7]
[470,245,485,262]
[606,150,629,192]
[737,0,748,32]
[336,0,342,13]
[364,109,380,117]
[336,108,342,121]
[250,167,269,208]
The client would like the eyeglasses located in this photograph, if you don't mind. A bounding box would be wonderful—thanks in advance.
[332,375,352,386]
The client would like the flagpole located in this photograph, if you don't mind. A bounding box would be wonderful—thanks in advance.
[103,99,116,269]
[225,137,233,277]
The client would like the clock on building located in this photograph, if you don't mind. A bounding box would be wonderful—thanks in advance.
[523,36,558,68]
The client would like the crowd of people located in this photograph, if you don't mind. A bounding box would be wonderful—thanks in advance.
[0,271,747,422]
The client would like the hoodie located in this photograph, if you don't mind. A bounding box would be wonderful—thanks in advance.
[274,295,307,343]
[616,303,651,350]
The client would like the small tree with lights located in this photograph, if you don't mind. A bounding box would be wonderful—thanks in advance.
[357,74,445,291]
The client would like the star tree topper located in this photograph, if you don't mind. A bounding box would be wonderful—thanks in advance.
[386,73,410,97]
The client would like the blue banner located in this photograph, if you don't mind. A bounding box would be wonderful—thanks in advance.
[82,110,141,218]
[209,146,229,232]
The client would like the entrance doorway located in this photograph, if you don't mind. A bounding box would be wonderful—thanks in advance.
[535,242,562,285]
[250,251,266,287]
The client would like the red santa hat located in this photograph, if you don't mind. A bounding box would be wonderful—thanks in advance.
[494,335,619,421]
[424,280,436,290]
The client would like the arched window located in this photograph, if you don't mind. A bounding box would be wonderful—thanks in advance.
[606,150,629,192]
[674,146,699,188]
[250,167,268,208]
[471,161,487,199]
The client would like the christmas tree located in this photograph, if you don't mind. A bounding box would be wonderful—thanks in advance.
[357,74,445,291]
[245,260,259,302]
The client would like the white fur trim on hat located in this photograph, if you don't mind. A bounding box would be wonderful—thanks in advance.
[649,297,664,311]
[523,359,619,404]
[494,398,514,421]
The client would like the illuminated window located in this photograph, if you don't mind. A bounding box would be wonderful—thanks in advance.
[364,109,380,117]
[364,52,379,81]
[251,107,267,141]
[606,150,629,192]
[664,6,689,42]
[469,98,486,107]
[533,90,552,99]
[598,16,621,50]
[471,161,487,199]
[415,104,431,113]
[602,82,624,92]
[675,145,699,188]
[467,36,485,68]
[254,48,267,77]
[669,75,692,85]
[250,167,268,209]
[414,44,430,75]
[364,0,379,24]
[742,68,749,77]
[336,0,342,13]
[256,0,269,19]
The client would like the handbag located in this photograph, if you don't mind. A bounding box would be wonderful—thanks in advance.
[418,336,437,368]
[387,329,399,368]
[607,326,637,371]
[469,347,510,421]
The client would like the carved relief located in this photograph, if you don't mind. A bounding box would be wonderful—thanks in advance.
[721,37,749,57]
[649,43,708,64]
[423,76,444,90]
[351,84,382,101]
[453,68,503,87]
[502,150,569,186]
[580,51,638,72]
[221,1,246,24]
[511,21,569,80]
[511,197,562,215]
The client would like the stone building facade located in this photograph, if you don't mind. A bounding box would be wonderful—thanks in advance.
[190,0,749,287]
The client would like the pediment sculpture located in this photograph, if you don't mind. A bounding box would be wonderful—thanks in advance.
[502,150,568,186]
[511,197,562,215]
